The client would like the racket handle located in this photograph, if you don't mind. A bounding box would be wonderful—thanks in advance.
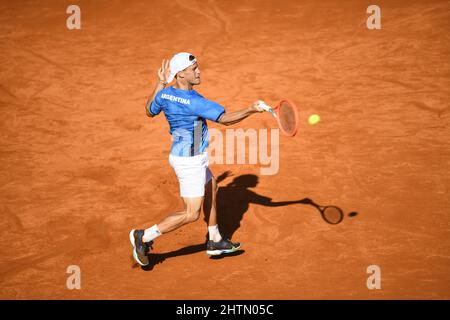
[268,108,277,118]
[259,101,277,118]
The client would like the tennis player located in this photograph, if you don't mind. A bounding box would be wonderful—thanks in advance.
[130,52,270,266]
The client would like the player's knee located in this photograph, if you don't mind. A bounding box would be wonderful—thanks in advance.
[185,209,201,223]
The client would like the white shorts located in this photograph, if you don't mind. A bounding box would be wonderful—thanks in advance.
[169,151,213,198]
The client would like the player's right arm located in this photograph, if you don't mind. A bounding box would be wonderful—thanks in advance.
[217,101,266,126]
[145,59,170,117]
[193,99,267,125]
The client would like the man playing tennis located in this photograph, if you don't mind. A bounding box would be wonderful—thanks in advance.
[130,52,270,266]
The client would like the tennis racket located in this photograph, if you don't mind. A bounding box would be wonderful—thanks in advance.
[259,100,299,136]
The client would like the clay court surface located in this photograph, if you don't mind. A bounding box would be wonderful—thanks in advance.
[1,0,449,299]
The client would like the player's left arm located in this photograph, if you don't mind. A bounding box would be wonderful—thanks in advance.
[145,59,170,117]
[145,84,164,117]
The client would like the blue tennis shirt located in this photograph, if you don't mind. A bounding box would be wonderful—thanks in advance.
[148,86,225,157]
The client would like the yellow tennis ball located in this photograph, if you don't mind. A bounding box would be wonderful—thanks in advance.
[308,114,320,125]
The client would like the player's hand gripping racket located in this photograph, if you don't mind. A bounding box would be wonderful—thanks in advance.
[257,100,299,136]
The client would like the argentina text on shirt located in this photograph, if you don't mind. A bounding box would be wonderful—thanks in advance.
[161,93,191,105]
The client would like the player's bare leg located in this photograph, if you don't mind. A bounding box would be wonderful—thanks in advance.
[203,175,221,243]
[205,175,218,226]
[130,197,203,266]
[157,196,204,233]
[203,171,241,256]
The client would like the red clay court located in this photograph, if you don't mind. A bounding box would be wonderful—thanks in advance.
[0,0,449,299]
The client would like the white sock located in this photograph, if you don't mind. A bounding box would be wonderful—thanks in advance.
[208,224,221,242]
[142,224,162,243]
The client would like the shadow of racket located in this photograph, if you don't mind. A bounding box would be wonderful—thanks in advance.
[299,198,344,225]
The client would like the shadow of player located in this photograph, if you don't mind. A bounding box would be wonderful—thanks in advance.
[139,243,206,271]
[139,171,357,270]
[203,171,308,241]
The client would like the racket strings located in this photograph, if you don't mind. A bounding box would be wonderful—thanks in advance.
[278,101,298,136]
